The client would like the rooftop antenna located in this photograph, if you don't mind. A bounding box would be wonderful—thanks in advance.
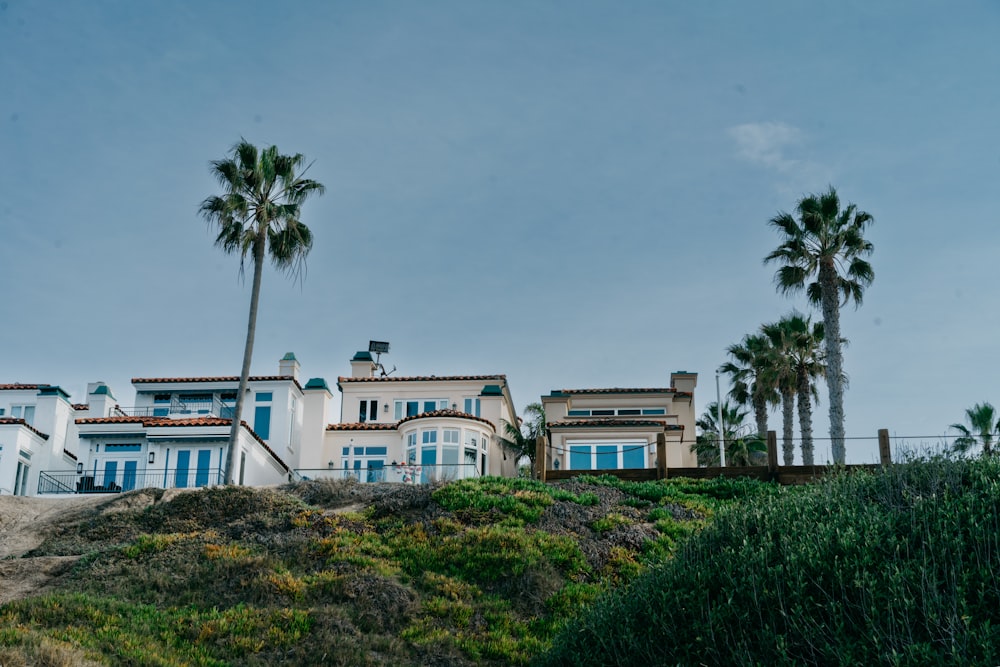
[368,340,396,377]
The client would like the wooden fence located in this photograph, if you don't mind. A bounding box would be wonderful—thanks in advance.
[537,429,892,486]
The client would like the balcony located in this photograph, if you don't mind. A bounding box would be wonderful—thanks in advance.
[295,463,482,485]
[115,399,235,419]
[37,468,226,495]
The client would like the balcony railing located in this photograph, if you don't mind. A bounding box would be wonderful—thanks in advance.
[37,468,226,495]
[295,463,482,485]
[115,400,235,419]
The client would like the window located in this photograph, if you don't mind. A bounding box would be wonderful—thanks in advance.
[564,407,668,417]
[255,392,272,402]
[642,408,666,416]
[463,398,481,417]
[566,440,648,470]
[254,406,271,439]
[394,399,447,419]
[105,444,142,452]
[422,429,438,445]
[443,428,460,444]
[359,400,378,423]
[10,405,35,425]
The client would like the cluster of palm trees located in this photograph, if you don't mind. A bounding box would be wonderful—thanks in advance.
[700,187,875,466]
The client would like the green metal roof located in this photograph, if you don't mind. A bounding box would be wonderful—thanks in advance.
[303,378,330,391]
[480,384,503,396]
[281,352,298,361]
[352,351,374,362]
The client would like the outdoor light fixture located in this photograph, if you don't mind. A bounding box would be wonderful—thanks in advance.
[384,404,389,413]
[328,461,334,470]
[148,452,155,464]
[76,462,84,474]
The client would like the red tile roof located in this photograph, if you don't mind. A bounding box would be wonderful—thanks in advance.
[338,375,505,384]
[325,410,497,432]
[63,449,78,461]
[554,387,676,395]
[131,375,303,390]
[0,418,50,440]
[74,416,288,472]
[0,384,43,391]
[397,409,495,430]
[326,422,398,431]
[72,403,89,411]
[548,418,684,430]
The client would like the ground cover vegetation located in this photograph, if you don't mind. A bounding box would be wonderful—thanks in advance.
[539,456,1000,667]
[0,475,768,666]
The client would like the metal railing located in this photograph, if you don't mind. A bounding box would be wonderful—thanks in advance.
[295,463,482,485]
[37,468,226,494]
[115,400,235,418]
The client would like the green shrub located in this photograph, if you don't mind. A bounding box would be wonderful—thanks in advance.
[538,458,1000,666]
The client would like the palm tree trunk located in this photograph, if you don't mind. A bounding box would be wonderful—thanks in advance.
[819,261,846,463]
[781,388,794,465]
[796,367,814,465]
[752,391,768,441]
[225,236,266,484]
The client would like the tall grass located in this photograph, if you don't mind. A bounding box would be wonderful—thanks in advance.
[537,457,1000,666]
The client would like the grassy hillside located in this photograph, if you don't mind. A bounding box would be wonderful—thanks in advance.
[538,458,1000,667]
[0,475,771,666]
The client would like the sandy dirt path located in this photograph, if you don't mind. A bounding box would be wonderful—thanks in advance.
[0,494,111,605]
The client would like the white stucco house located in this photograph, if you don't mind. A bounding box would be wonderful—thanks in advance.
[293,350,521,483]
[541,372,698,472]
[0,384,80,495]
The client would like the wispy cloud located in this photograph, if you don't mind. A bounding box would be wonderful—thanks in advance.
[728,121,833,194]
[729,121,802,170]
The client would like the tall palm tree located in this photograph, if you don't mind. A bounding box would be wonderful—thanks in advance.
[693,401,765,467]
[200,140,325,484]
[764,187,874,464]
[950,402,1000,457]
[720,333,777,440]
[498,402,546,474]
[760,319,798,465]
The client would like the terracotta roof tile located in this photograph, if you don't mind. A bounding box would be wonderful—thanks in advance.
[338,375,505,384]
[326,422,398,431]
[397,409,495,430]
[63,448,78,461]
[74,416,289,472]
[548,418,684,430]
[554,387,676,395]
[0,418,50,439]
[72,403,89,411]
[131,375,303,390]
[0,384,44,391]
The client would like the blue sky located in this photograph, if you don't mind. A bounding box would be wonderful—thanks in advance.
[3,1,999,463]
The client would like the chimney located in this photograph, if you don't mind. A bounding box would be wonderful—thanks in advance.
[300,378,333,469]
[279,352,301,382]
[349,351,377,378]
[87,382,116,418]
[670,371,697,394]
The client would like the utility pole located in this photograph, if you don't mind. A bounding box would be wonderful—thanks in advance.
[715,371,726,467]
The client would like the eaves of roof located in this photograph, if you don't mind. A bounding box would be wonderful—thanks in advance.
[0,384,44,391]
[131,375,303,391]
[548,418,685,430]
[0,417,50,440]
[326,422,398,431]
[397,409,496,430]
[338,374,504,386]
[550,387,677,396]
[74,416,289,472]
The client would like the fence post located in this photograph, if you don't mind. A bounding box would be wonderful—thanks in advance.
[766,431,778,473]
[656,432,667,479]
[878,429,891,465]
[535,436,547,482]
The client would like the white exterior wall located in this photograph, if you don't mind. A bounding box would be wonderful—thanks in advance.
[0,425,47,495]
